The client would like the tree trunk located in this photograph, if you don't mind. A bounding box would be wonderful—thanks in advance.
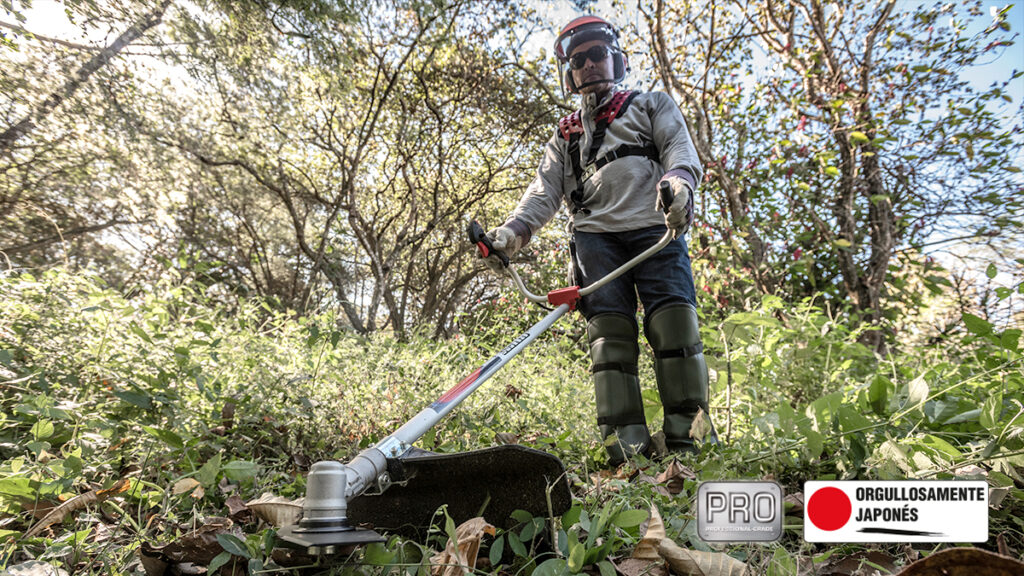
[0,0,173,154]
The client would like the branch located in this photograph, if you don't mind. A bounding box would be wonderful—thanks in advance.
[0,0,173,154]
[0,20,101,51]
[0,218,134,255]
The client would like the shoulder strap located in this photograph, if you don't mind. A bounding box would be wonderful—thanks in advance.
[559,91,643,216]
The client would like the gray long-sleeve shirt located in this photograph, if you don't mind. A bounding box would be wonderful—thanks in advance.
[509,90,703,242]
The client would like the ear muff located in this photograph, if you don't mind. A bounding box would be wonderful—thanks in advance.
[565,69,579,94]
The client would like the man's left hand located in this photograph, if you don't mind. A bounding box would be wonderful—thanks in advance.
[657,173,694,237]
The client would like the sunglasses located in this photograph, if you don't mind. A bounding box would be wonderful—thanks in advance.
[568,45,616,70]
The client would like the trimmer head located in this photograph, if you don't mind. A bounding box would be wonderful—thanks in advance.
[276,522,384,555]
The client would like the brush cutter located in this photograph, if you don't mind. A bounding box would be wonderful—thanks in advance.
[277,183,676,554]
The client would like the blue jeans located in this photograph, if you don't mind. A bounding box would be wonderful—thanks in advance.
[572,225,697,319]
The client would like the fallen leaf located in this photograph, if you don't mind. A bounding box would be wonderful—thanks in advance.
[495,432,519,445]
[893,547,1024,576]
[430,517,495,576]
[246,493,303,527]
[221,401,236,429]
[23,478,129,538]
[658,538,746,576]
[997,533,1010,557]
[140,517,239,565]
[173,478,201,496]
[636,474,672,497]
[689,408,712,442]
[616,557,669,576]
[632,506,666,560]
[654,460,696,495]
[224,494,250,521]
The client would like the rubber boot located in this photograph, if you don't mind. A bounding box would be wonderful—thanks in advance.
[588,313,650,465]
[644,304,718,454]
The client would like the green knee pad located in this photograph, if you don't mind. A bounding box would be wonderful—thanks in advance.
[588,313,650,464]
[644,304,717,452]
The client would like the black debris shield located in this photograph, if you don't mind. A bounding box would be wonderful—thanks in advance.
[348,444,572,538]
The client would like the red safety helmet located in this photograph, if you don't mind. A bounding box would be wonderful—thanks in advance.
[554,15,628,94]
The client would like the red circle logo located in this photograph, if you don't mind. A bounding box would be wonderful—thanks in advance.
[807,487,852,531]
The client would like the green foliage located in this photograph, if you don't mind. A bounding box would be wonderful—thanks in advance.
[2,266,1020,573]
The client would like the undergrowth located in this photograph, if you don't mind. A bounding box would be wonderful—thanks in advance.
[0,268,1021,574]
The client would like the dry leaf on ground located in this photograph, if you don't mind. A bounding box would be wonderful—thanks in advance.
[246,493,303,527]
[430,517,496,576]
[893,547,1024,576]
[224,494,251,522]
[632,506,666,561]
[23,478,130,538]
[172,478,202,496]
[658,538,746,576]
[139,516,240,568]
[616,557,670,576]
[654,460,696,495]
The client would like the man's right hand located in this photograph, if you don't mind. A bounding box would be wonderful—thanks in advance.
[481,225,523,273]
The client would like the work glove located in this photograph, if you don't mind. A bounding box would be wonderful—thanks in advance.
[656,171,695,238]
[481,225,523,273]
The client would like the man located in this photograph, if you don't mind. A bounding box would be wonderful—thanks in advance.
[482,16,716,464]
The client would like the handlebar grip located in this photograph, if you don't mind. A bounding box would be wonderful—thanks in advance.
[466,220,509,267]
[658,181,673,214]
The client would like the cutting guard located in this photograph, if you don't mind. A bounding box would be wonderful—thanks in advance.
[349,444,571,537]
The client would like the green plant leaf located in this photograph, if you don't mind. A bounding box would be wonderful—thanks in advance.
[197,453,221,487]
[488,534,504,566]
[562,505,582,528]
[534,558,570,576]
[597,561,616,576]
[611,509,648,529]
[217,533,250,558]
[364,542,397,565]
[221,460,258,481]
[868,375,890,415]
[113,390,152,409]
[142,426,184,449]
[508,532,527,557]
[30,419,53,440]
[963,313,993,336]
[906,376,929,409]
[208,551,232,575]
[510,509,533,524]
[567,540,585,573]
[981,392,1003,431]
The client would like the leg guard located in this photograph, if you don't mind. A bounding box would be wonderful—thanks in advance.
[644,304,718,453]
[588,313,650,465]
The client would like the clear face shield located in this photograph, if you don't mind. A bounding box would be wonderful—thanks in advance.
[553,20,627,95]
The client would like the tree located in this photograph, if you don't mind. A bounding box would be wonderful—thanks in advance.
[632,0,1022,349]
[115,0,553,336]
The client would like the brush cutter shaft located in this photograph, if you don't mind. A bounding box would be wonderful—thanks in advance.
[343,302,571,499]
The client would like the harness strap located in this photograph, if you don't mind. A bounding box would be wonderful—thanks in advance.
[591,362,639,375]
[653,342,704,359]
[580,143,660,183]
[559,91,645,215]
